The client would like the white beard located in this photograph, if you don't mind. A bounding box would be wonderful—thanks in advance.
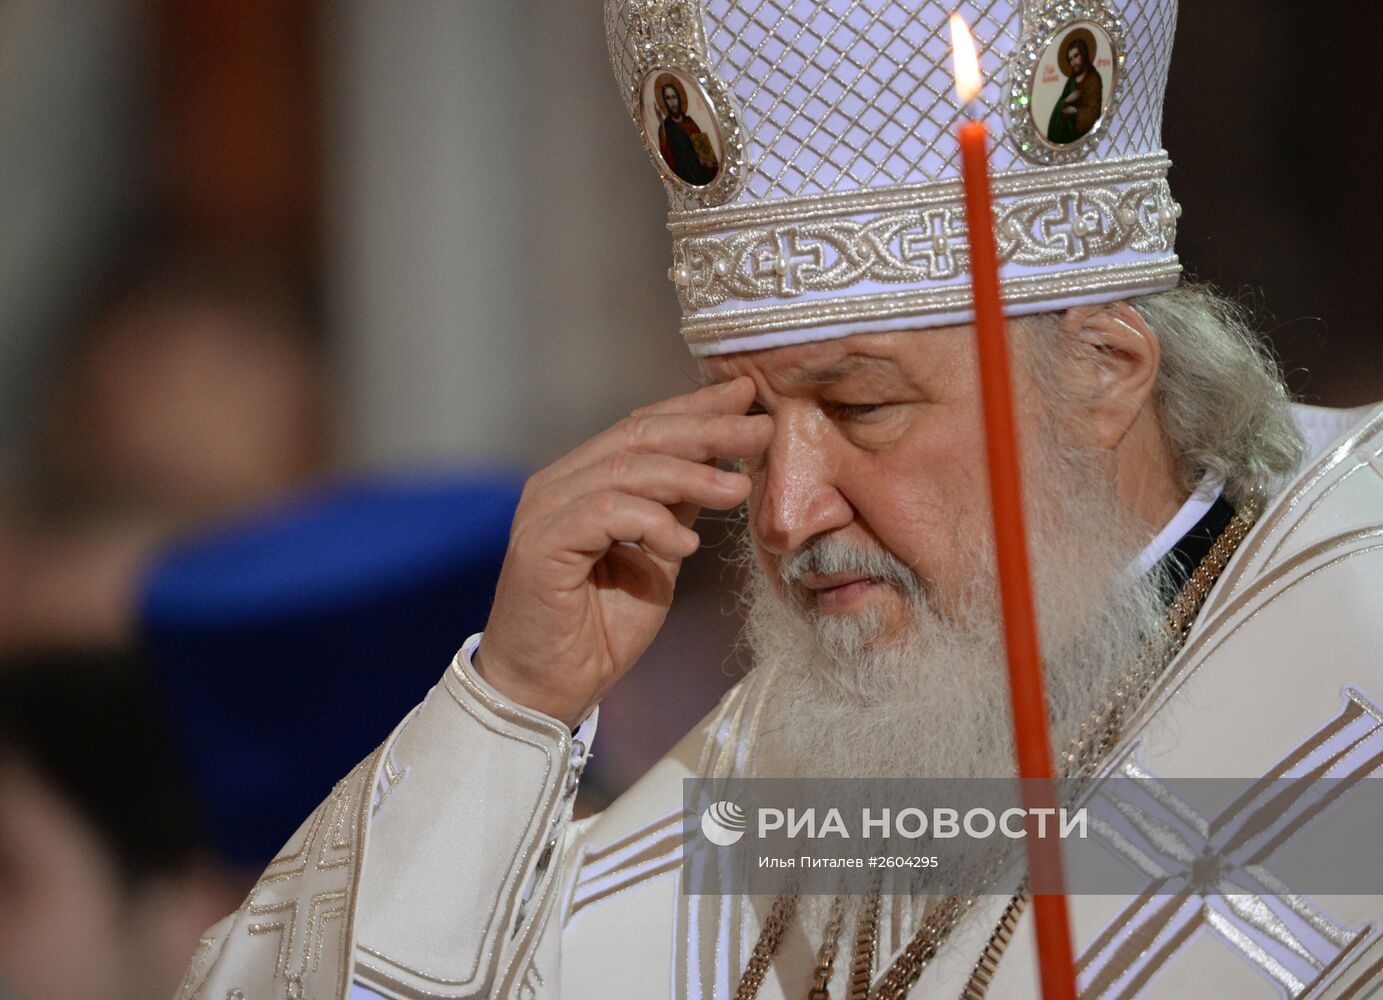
[736,424,1178,940]
[742,427,1174,785]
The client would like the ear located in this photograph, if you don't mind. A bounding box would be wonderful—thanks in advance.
[1056,300,1161,450]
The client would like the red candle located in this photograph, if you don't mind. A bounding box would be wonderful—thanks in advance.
[950,14,1079,1000]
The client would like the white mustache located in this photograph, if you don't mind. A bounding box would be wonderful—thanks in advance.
[778,534,924,600]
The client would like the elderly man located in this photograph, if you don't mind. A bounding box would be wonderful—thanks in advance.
[180,1,1383,998]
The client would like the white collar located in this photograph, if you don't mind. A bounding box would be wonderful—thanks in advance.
[1132,481,1224,576]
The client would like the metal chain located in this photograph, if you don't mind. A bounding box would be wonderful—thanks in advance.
[959,886,1031,1000]
[735,892,800,1000]
[956,499,1262,999]
[848,892,882,1000]
[1060,498,1259,786]
[733,499,1261,1000]
[808,894,848,999]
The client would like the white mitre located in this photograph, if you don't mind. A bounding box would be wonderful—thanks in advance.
[605,0,1182,355]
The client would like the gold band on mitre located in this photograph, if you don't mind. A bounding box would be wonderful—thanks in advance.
[607,0,1182,355]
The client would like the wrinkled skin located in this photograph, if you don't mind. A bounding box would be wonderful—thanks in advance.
[476,305,1178,727]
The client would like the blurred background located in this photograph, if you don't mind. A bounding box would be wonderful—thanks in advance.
[0,3,1376,999]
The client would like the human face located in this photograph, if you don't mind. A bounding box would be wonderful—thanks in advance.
[1068,46,1086,75]
[663,85,682,118]
[703,329,1029,644]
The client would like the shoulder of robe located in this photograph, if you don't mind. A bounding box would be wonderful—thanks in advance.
[966,403,1383,1000]
[1134,400,1383,776]
[560,668,772,918]
[1202,401,1383,610]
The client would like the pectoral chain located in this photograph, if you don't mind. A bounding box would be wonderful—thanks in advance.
[733,499,1260,1000]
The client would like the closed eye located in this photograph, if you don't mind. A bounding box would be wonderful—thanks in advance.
[832,402,884,419]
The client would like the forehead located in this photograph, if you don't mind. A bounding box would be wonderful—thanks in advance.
[699,329,969,386]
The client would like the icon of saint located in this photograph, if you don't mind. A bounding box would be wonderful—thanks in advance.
[1045,32,1104,144]
[654,73,720,186]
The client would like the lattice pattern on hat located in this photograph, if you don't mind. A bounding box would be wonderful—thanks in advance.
[693,0,1175,204]
[1110,0,1175,157]
[704,0,1020,200]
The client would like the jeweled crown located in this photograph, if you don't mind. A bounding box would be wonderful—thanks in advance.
[606,0,1181,356]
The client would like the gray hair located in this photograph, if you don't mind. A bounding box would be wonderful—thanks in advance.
[1026,283,1306,507]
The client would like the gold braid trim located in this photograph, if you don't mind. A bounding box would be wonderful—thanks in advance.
[733,498,1260,1000]
[958,498,1261,1000]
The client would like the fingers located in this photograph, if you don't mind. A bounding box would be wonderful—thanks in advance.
[520,412,766,525]
[537,452,751,517]
[545,378,765,478]
[544,492,701,565]
[629,375,757,419]
[513,378,770,561]
[620,411,773,463]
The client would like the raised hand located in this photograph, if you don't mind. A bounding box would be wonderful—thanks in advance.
[474,376,771,727]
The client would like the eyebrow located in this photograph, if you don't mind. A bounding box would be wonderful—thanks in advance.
[794,355,905,385]
[695,353,908,389]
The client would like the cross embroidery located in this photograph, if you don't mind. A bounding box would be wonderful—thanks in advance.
[754,227,824,296]
[1041,193,1102,262]
[1078,688,1383,999]
[901,208,963,279]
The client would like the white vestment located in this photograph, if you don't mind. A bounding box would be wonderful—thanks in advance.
[177,403,1383,1000]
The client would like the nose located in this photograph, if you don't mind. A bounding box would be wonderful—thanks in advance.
[750,410,853,556]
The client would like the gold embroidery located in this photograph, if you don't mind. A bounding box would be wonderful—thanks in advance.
[734,502,1258,999]
[672,178,1176,310]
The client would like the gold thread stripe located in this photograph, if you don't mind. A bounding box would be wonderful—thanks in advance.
[682,260,1181,342]
[569,856,683,918]
[575,825,683,891]
[577,812,682,872]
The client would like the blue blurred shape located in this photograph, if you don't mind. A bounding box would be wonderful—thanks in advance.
[139,468,525,868]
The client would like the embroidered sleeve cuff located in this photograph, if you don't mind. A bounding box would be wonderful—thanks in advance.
[457,631,599,760]
[350,638,593,996]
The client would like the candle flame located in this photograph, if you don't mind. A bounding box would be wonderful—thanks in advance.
[949,13,983,106]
